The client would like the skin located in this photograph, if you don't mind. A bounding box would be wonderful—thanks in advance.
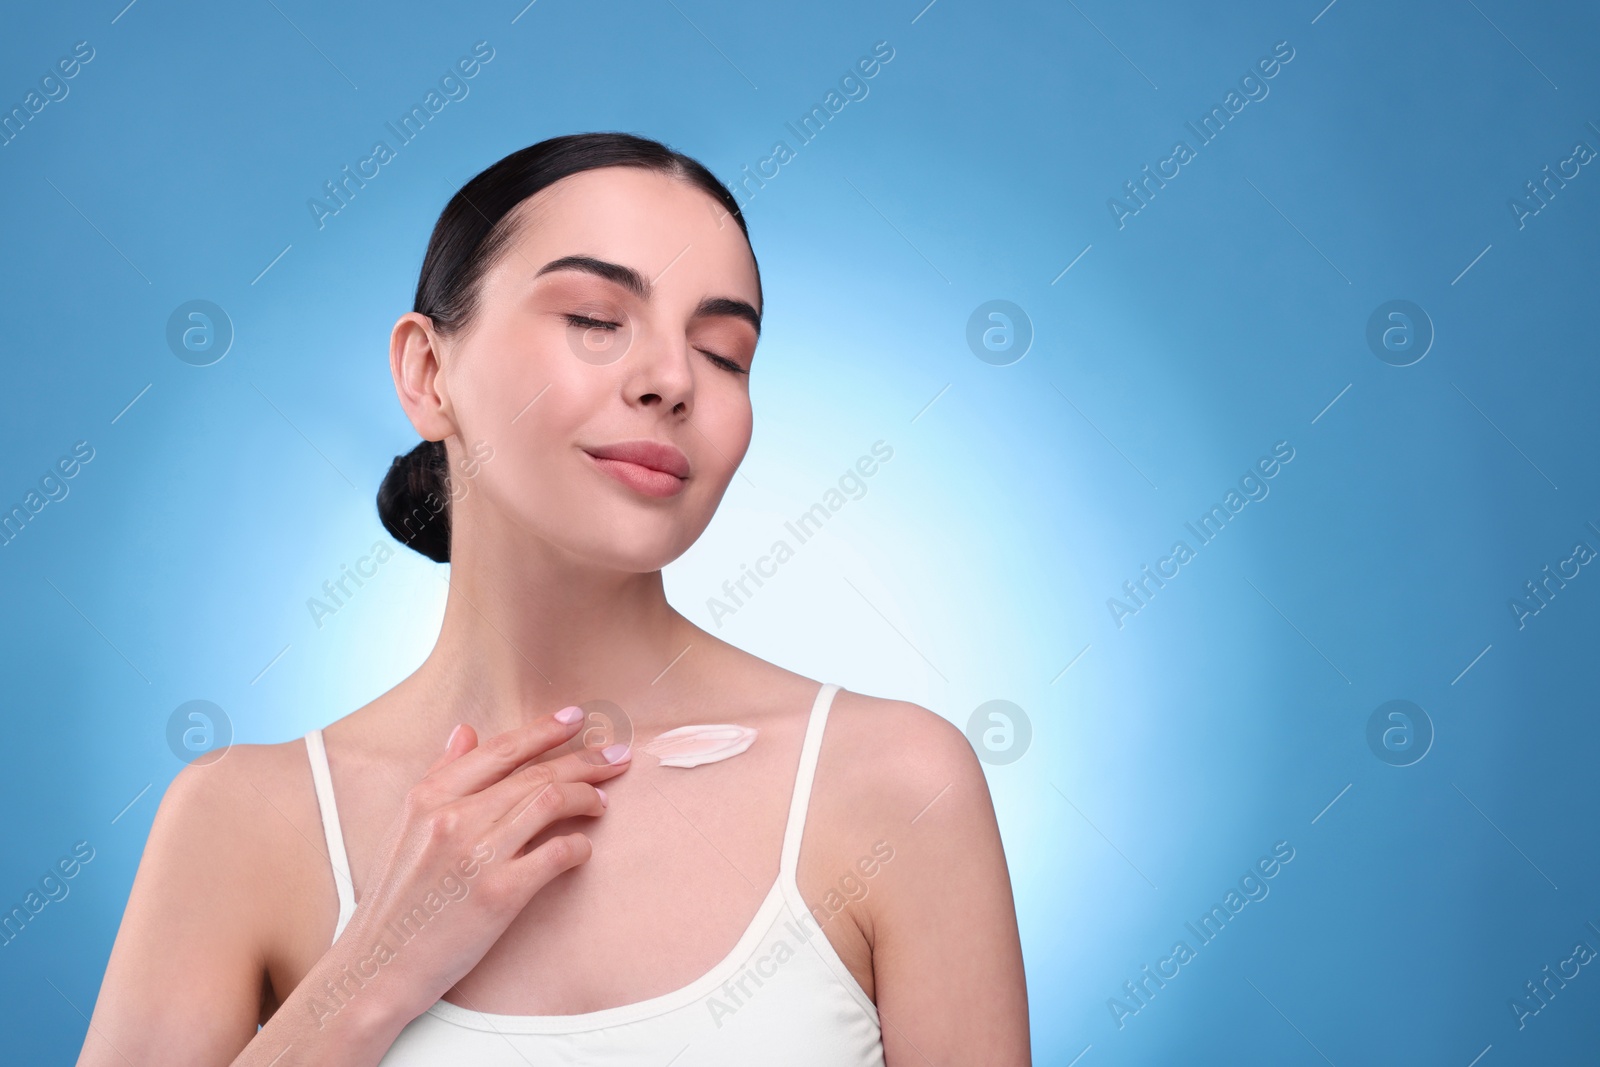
[77,165,1030,1065]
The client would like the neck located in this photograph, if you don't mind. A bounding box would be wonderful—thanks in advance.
[407,510,698,740]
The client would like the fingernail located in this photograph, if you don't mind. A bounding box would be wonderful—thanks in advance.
[595,786,608,807]
[602,743,631,764]
[555,705,583,725]
[444,724,462,751]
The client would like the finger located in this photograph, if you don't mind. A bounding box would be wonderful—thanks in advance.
[425,708,587,798]
[473,743,633,824]
[506,832,594,898]
[487,781,608,859]
[423,723,479,779]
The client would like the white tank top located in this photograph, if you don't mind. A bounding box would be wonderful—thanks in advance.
[303,682,886,1065]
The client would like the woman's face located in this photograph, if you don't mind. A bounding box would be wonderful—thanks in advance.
[409,165,762,574]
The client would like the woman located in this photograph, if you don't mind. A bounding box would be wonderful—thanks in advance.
[78,133,1030,1065]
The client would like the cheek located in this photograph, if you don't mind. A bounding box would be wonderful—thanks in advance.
[452,324,601,451]
[728,404,754,461]
[447,355,604,523]
[703,388,754,470]
[488,379,595,492]
[695,423,749,514]
[683,392,751,519]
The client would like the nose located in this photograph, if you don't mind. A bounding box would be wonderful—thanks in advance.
[622,325,695,417]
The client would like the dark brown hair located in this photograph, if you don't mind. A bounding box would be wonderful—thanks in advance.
[377,132,758,563]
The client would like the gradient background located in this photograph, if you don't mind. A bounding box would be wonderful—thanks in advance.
[4,0,1599,1063]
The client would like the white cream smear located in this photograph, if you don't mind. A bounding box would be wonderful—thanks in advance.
[641,724,758,768]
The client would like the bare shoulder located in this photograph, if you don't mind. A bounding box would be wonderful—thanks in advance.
[146,739,331,930]
[815,689,1030,1059]
[140,734,350,992]
[155,738,321,852]
[823,688,991,827]
[83,737,338,1061]
[805,688,1001,938]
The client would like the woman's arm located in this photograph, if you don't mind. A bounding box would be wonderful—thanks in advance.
[863,702,1032,1065]
[74,743,389,1065]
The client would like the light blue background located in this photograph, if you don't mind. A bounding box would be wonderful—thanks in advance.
[4,0,1599,1062]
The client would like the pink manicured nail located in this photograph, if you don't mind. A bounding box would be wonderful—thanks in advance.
[444,724,462,751]
[595,787,608,807]
[555,706,584,724]
[602,743,631,764]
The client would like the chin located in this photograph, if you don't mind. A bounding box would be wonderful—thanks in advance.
[562,512,702,573]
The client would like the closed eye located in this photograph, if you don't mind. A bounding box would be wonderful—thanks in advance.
[565,313,620,330]
[567,314,745,374]
[699,349,747,375]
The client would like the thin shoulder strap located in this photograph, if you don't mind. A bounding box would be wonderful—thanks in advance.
[779,682,842,877]
[303,728,357,942]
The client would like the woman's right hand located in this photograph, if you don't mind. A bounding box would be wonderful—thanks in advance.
[321,706,632,1032]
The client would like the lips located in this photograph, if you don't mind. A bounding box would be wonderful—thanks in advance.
[582,439,691,498]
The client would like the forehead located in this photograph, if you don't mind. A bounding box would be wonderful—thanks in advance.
[498,166,760,311]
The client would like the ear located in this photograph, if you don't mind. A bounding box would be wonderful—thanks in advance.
[390,312,457,442]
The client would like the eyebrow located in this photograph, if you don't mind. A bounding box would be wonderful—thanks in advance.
[534,254,762,337]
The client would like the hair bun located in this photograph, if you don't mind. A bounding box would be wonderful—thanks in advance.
[377,439,452,563]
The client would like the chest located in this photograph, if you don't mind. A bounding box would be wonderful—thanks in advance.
[268,746,876,1018]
